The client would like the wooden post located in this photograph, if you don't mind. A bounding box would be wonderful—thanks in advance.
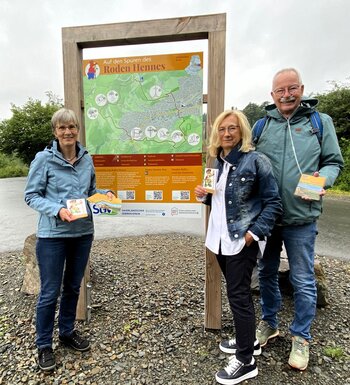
[204,28,226,329]
[76,263,90,320]
[62,13,226,324]
[62,37,88,320]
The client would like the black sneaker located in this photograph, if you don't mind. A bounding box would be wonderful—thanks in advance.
[59,330,90,352]
[38,347,56,371]
[215,356,258,385]
[219,338,261,355]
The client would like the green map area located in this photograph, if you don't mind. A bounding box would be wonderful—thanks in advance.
[83,67,203,155]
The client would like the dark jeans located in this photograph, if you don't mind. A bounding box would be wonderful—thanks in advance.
[217,242,259,364]
[36,234,93,349]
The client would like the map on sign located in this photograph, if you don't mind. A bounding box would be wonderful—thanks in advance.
[82,52,203,155]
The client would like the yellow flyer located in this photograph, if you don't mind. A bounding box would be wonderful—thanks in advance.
[294,174,326,201]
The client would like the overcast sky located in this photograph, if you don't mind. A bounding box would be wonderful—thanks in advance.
[1,0,349,120]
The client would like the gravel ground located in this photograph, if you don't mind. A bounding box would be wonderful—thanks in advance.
[0,234,349,385]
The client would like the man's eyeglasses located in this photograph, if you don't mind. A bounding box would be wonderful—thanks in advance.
[273,84,301,97]
[218,125,240,134]
[56,124,78,133]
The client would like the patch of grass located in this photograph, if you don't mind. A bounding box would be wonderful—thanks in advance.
[122,319,140,334]
[327,189,350,197]
[323,346,344,359]
[0,315,10,338]
[196,348,209,357]
[0,152,28,178]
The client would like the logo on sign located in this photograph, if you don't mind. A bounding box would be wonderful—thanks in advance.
[91,204,112,215]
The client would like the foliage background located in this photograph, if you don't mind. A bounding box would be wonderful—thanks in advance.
[0,92,62,167]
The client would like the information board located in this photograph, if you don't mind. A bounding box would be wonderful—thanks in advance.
[82,52,204,217]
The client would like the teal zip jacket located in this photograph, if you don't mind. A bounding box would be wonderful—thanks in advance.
[25,140,97,237]
[253,97,344,225]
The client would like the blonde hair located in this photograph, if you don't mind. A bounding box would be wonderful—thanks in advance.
[207,110,253,157]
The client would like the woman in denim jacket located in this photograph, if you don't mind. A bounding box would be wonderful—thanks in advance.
[195,110,282,385]
[25,108,114,372]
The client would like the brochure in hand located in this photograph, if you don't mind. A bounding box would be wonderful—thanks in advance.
[66,198,88,219]
[203,168,218,194]
[294,174,326,201]
[87,193,122,216]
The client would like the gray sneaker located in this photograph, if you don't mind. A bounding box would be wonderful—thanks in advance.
[288,336,309,370]
[256,320,279,347]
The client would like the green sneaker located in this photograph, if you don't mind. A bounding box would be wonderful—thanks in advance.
[256,320,279,347]
[288,336,309,370]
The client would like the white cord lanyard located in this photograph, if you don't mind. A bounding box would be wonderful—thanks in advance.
[287,118,303,175]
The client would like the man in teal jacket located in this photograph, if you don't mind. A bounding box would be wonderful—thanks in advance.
[254,68,343,371]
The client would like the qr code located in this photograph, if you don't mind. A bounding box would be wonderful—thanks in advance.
[117,190,135,200]
[145,190,163,200]
[180,191,190,200]
[126,191,135,200]
[153,191,163,200]
[172,190,190,201]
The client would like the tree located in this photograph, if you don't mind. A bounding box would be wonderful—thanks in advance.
[315,82,350,140]
[314,82,350,191]
[243,101,269,126]
[335,138,350,191]
[0,93,63,164]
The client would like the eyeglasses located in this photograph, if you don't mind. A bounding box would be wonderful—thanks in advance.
[218,125,240,134]
[56,124,78,133]
[273,84,301,97]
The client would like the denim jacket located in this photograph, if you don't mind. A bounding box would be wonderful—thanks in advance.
[204,145,282,240]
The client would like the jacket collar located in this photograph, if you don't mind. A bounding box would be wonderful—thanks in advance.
[46,139,86,161]
[265,97,319,120]
[217,142,243,166]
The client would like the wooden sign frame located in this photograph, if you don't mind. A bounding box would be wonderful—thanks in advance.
[62,13,226,328]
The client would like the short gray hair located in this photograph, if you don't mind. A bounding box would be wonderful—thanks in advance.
[272,68,303,89]
[51,108,79,133]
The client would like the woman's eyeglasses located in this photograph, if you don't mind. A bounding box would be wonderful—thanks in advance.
[56,124,78,133]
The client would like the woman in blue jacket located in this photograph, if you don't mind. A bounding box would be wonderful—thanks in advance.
[195,110,282,385]
[25,108,114,371]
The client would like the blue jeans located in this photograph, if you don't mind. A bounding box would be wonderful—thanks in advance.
[36,235,93,349]
[258,223,317,340]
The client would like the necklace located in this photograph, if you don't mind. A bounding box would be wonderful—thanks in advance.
[65,155,76,161]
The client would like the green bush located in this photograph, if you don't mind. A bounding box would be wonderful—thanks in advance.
[316,83,350,140]
[0,93,62,165]
[0,152,28,178]
[333,138,350,191]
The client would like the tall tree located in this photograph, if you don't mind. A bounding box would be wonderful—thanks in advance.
[243,101,269,126]
[314,82,350,191]
[0,93,62,164]
[316,82,350,140]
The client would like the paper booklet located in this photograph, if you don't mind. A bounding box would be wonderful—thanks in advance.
[294,174,326,201]
[87,193,122,216]
[203,168,218,194]
[66,198,88,219]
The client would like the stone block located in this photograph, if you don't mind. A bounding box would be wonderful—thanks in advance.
[21,233,40,295]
